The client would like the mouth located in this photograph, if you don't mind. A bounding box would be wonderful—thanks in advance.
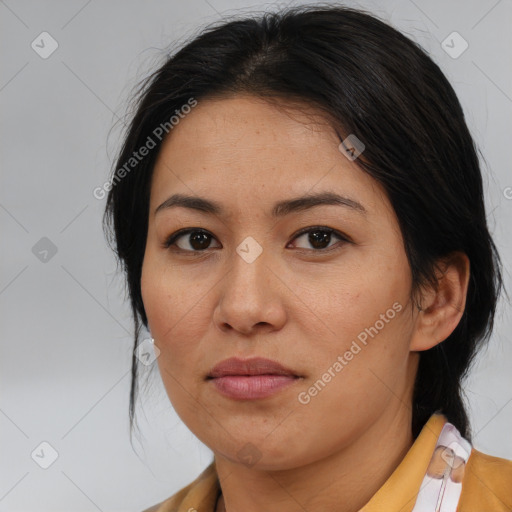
[206,357,302,400]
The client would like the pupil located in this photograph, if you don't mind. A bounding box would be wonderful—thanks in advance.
[309,230,330,249]
[191,232,210,250]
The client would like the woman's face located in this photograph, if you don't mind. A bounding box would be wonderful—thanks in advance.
[141,95,419,470]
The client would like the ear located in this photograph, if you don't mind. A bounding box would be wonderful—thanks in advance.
[410,252,470,352]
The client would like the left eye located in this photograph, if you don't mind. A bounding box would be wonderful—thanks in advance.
[288,227,348,251]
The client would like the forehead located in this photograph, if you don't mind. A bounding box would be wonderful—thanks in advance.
[150,95,389,218]
[156,95,339,161]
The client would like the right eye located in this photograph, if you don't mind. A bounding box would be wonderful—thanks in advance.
[163,228,221,252]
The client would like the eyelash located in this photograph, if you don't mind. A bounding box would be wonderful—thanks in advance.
[163,226,351,254]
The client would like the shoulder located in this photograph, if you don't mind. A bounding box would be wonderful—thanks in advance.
[141,504,165,512]
[140,483,193,512]
[140,486,190,512]
[141,462,220,512]
[142,480,195,512]
[459,447,512,510]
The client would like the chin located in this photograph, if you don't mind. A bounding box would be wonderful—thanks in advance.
[207,432,313,472]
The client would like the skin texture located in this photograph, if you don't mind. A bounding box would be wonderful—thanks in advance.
[140,95,470,512]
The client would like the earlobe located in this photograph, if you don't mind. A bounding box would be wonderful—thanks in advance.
[410,252,470,352]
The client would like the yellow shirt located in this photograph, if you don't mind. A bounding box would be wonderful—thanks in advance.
[143,414,512,511]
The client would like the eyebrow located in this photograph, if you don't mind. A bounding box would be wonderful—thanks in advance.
[154,191,367,217]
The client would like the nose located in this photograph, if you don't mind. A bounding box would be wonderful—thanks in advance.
[213,243,287,336]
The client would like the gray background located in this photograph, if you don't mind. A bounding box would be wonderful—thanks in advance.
[1,0,511,510]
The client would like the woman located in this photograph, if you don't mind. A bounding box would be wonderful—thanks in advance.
[103,5,512,511]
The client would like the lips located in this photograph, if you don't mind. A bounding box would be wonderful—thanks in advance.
[207,357,298,378]
[207,357,301,400]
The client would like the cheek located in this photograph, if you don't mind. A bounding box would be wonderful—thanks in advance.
[141,259,169,334]
[292,248,410,346]
[140,256,213,370]
[141,257,182,357]
[290,252,413,398]
[141,261,207,409]
[292,307,412,443]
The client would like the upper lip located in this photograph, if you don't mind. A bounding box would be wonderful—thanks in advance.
[207,357,299,378]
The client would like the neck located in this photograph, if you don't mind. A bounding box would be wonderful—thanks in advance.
[214,402,415,512]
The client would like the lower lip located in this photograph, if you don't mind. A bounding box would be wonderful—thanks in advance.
[209,375,298,400]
